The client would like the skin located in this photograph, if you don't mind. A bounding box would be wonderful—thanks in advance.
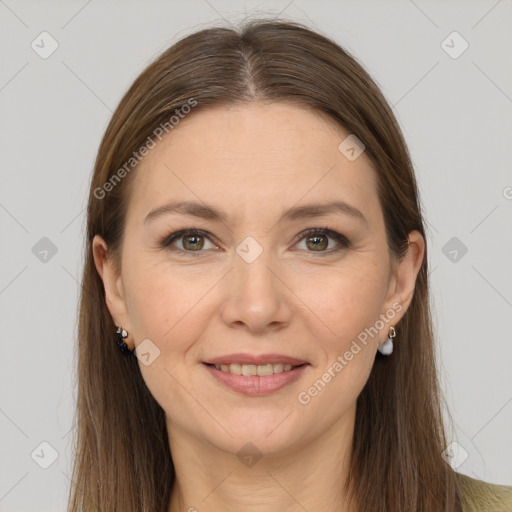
[93,102,424,512]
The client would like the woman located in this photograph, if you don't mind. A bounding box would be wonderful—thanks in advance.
[68,19,512,512]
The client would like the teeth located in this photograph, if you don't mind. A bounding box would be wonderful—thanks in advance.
[213,363,298,375]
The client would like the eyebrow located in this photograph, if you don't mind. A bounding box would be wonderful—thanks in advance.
[144,200,368,226]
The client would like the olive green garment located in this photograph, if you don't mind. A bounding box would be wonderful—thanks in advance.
[459,473,512,512]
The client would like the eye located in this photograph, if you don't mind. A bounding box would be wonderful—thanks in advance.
[160,229,218,255]
[294,228,350,254]
[159,227,350,257]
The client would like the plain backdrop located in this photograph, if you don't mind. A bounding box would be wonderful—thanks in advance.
[1,1,511,510]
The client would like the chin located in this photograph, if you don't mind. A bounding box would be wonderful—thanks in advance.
[202,411,309,458]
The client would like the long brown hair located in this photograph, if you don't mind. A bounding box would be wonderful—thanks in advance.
[68,18,462,511]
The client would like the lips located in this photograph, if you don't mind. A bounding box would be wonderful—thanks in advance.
[202,353,310,395]
[204,362,309,396]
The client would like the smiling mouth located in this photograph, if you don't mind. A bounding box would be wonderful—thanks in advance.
[205,362,307,376]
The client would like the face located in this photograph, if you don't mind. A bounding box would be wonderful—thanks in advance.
[94,102,423,457]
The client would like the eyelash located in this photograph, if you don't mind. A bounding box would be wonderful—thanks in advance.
[159,227,351,257]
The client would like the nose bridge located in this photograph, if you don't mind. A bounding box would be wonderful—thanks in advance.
[236,237,275,290]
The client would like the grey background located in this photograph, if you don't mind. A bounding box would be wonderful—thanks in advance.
[1,0,511,510]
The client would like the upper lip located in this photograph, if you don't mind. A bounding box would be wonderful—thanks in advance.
[204,353,308,366]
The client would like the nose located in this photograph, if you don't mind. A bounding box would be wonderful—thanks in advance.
[220,245,293,334]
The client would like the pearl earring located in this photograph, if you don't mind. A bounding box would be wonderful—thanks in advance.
[377,325,396,356]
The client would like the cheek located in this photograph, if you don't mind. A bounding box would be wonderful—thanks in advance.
[122,254,222,423]
[294,270,384,421]
[123,251,220,354]
[293,260,389,349]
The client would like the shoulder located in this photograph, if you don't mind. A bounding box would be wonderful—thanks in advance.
[457,472,512,512]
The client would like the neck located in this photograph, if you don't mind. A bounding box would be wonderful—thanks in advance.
[167,405,357,512]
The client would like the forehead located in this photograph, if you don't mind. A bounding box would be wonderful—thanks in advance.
[126,102,380,227]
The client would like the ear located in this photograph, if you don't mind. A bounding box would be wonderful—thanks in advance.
[92,235,132,343]
[382,230,425,324]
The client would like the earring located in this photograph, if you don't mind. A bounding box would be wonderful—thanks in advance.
[377,325,396,356]
[115,326,134,354]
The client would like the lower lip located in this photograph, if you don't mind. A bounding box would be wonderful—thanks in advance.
[203,363,309,396]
